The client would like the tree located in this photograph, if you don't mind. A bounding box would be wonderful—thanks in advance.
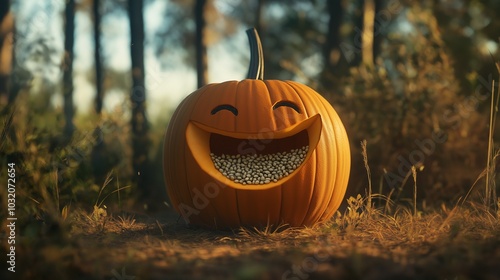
[127,0,149,190]
[372,0,385,62]
[93,0,103,114]
[321,0,384,87]
[361,0,375,68]
[0,1,13,107]
[63,0,75,140]
[321,0,344,84]
[332,0,365,71]
[432,0,500,94]
[255,1,326,81]
[194,0,208,88]
[90,0,107,185]
[154,0,239,85]
[254,0,263,33]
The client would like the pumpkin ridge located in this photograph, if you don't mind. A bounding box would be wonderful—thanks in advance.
[234,188,242,226]
[324,113,351,219]
[310,88,338,224]
[282,81,317,225]
[310,84,343,224]
[182,87,221,225]
[282,80,309,117]
[262,81,276,124]
[291,82,349,223]
[260,80,277,132]
[166,87,209,216]
[302,84,349,220]
[263,80,304,130]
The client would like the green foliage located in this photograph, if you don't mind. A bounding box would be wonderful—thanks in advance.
[0,92,136,235]
[334,194,366,232]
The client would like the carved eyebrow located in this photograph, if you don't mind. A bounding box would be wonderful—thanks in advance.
[273,101,301,113]
[211,104,238,116]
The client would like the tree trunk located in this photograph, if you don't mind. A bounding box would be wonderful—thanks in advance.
[63,0,75,140]
[373,0,385,63]
[254,0,263,33]
[194,0,208,88]
[321,0,346,86]
[128,0,149,189]
[93,0,103,114]
[91,0,106,185]
[323,0,343,72]
[362,0,375,68]
[0,1,13,107]
[351,0,364,67]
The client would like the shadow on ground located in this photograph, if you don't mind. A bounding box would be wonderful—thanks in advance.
[3,207,500,280]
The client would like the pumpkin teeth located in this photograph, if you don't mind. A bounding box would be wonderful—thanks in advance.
[210,145,309,185]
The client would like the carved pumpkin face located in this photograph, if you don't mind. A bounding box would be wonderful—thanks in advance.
[163,79,350,228]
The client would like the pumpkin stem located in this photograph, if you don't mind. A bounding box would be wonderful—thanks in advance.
[246,28,264,80]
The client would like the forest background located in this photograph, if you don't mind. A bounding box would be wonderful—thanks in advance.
[1,0,500,279]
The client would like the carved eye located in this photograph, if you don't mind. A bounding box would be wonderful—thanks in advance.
[211,104,238,116]
[273,101,301,113]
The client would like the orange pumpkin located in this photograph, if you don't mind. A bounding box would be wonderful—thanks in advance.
[163,28,350,229]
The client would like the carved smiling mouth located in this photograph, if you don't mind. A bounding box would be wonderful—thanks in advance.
[186,115,322,190]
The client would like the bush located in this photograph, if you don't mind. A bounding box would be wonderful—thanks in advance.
[0,91,136,236]
[326,6,492,207]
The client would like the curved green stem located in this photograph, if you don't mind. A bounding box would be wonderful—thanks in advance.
[246,28,264,80]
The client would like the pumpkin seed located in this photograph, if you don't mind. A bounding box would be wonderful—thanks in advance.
[211,145,309,185]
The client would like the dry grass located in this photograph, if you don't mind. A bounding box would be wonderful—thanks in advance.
[3,202,499,280]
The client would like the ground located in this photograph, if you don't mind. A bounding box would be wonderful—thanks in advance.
[3,198,500,280]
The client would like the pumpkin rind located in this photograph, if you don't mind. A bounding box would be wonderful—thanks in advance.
[163,79,350,228]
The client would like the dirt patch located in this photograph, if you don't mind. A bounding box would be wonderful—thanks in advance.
[3,203,500,280]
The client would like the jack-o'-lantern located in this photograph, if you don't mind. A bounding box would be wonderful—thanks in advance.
[163,28,350,229]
